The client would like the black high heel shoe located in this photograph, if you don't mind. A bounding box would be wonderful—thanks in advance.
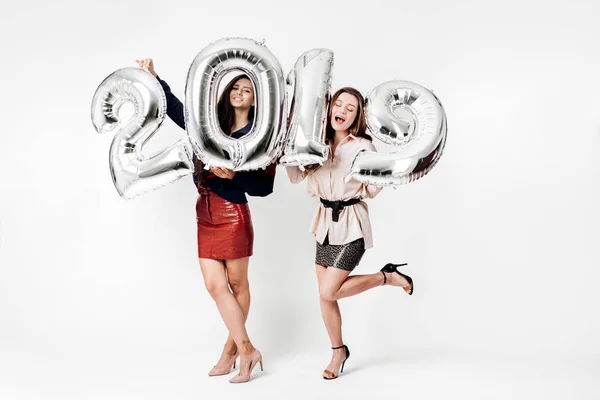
[323,344,350,380]
[381,263,413,295]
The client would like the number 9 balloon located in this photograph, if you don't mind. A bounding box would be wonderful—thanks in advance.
[349,81,447,186]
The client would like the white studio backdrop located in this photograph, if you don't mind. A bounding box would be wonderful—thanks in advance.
[1,0,599,399]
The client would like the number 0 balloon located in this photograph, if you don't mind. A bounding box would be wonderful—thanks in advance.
[185,37,286,171]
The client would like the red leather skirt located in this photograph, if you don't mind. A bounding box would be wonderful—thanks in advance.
[196,189,254,260]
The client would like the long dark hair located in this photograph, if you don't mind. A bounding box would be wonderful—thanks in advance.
[325,87,372,143]
[217,74,255,135]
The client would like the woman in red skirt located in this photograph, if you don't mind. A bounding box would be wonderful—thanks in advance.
[137,59,275,383]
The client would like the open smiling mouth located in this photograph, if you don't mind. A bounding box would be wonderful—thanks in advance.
[335,116,346,123]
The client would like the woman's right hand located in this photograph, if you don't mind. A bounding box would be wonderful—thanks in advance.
[136,58,157,77]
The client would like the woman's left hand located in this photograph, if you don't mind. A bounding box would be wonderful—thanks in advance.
[211,167,236,180]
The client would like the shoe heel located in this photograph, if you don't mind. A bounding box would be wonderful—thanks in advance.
[381,263,413,295]
[329,344,350,376]
[259,360,264,371]
[385,262,407,268]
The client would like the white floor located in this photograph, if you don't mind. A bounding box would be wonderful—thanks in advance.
[2,346,598,400]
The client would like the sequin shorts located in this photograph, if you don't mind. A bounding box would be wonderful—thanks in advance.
[315,236,365,272]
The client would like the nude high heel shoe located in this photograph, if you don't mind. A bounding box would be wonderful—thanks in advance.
[229,349,263,383]
[208,351,238,376]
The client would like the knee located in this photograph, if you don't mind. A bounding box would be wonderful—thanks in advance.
[319,285,338,302]
[228,277,249,295]
[205,281,229,300]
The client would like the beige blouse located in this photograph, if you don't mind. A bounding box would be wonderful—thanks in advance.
[286,134,383,248]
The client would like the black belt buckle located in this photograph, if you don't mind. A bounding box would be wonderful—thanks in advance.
[321,198,360,222]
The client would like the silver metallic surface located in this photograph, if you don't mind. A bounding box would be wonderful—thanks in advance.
[91,67,193,199]
[350,81,447,186]
[279,49,332,167]
[185,37,286,171]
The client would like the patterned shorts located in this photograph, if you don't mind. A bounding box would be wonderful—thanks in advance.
[315,236,366,272]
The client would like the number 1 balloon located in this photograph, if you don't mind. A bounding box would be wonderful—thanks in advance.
[278,48,333,168]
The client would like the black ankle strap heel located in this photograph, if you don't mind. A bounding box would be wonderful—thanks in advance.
[380,263,413,295]
[324,345,350,380]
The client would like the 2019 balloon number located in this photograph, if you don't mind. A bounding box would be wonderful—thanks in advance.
[91,38,447,199]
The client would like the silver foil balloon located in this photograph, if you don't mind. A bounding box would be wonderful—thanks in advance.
[91,67,194,199]
[350,81,447,186]
[185,37,286,171]
[278,49,332,168]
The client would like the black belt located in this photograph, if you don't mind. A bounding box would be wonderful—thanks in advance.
[320,198,361,222]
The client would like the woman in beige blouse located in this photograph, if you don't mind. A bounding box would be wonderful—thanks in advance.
[287,87,414,380]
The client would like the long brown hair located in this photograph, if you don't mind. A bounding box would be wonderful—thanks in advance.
[217,74,255,134]
[325,87,372,143]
